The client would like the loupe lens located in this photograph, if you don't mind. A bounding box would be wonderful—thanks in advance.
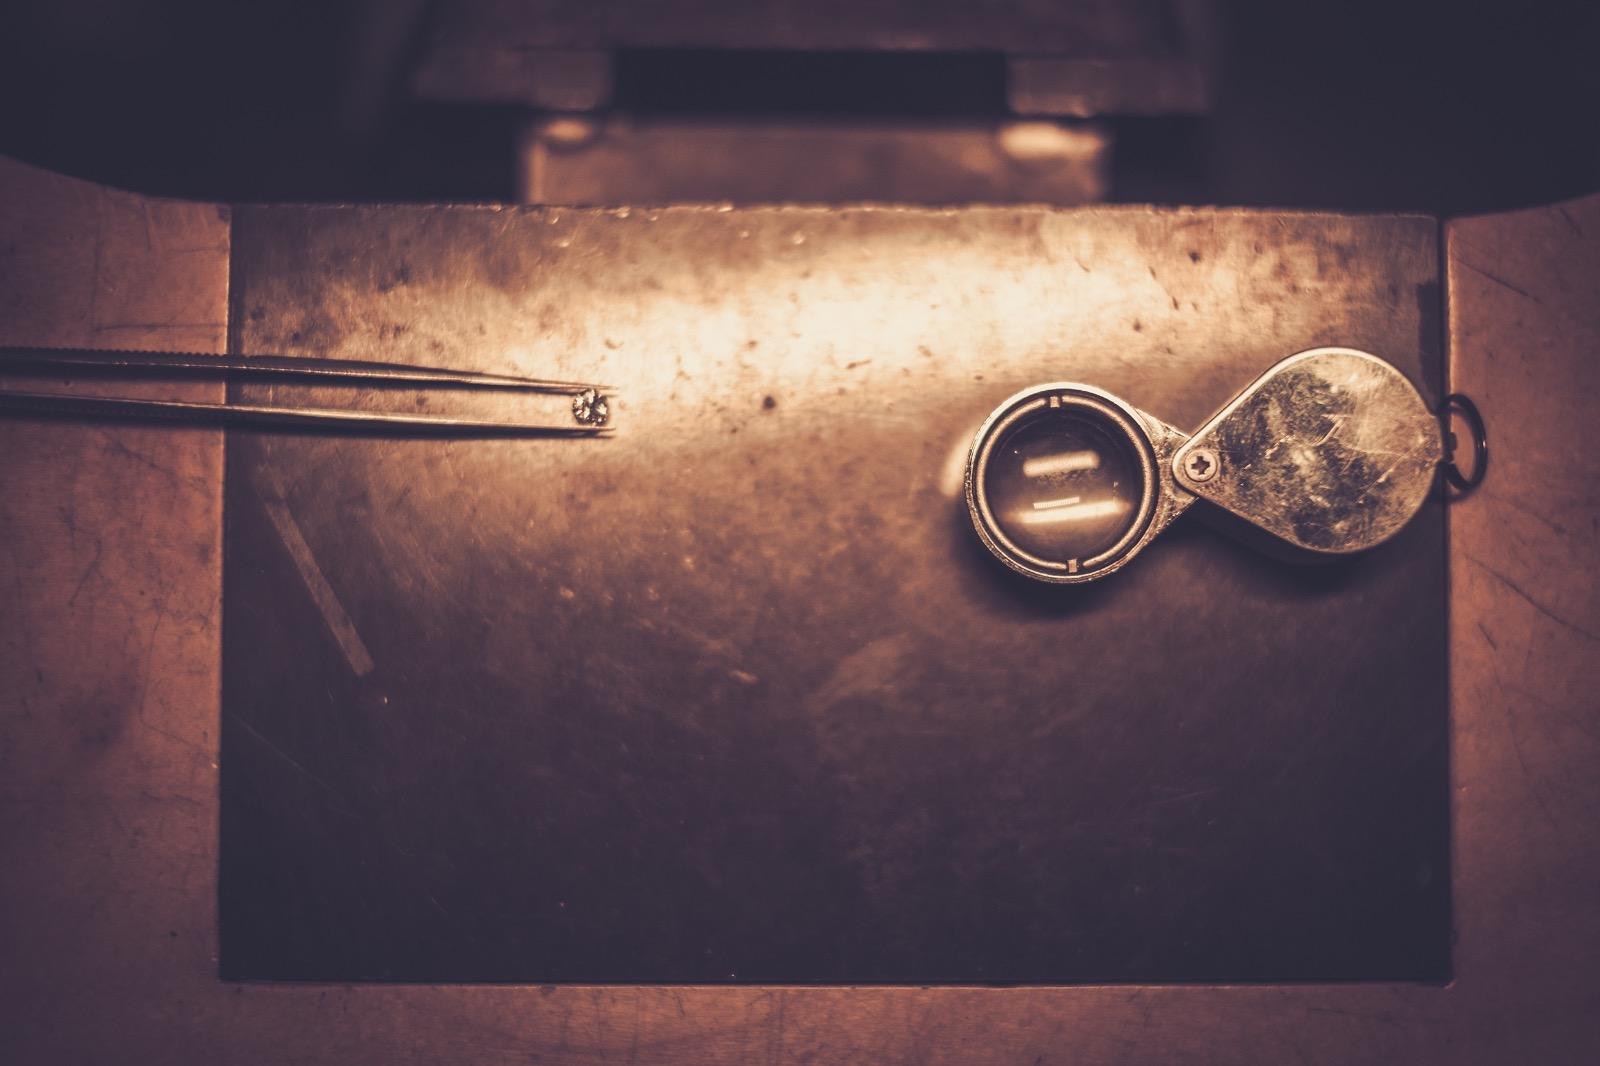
[986,411,1143,561]
[968,386,1159,582]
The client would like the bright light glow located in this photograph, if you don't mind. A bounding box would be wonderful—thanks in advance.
[1031,495,1082,510]
[1017,498,1127,526]
[1021,450,1099,478]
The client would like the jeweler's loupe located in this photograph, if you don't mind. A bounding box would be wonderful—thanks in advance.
[965,347,1461,584]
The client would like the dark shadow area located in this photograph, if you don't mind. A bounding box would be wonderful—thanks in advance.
[613,49,1010,118]
[1197,1,1600,214]
[1,1,1595,211]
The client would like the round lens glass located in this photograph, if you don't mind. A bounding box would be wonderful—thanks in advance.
[983,408,1145,564]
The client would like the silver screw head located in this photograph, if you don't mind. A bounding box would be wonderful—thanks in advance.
[1183,447,1219,483]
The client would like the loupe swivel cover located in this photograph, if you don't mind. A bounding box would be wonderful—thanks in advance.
[965,348,1445,584]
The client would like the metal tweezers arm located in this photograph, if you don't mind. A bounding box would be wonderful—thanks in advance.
[0,346,614,434]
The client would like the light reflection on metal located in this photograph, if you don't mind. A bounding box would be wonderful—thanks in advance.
[968,347,1447,584]
[0,345,616,435]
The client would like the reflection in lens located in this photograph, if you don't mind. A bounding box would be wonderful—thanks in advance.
[1020,450,1100,478]
[985,409,1143,563]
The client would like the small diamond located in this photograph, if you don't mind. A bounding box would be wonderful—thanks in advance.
[572,388,610,426]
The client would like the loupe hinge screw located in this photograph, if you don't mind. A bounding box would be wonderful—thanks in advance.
[1182,447,1219,483]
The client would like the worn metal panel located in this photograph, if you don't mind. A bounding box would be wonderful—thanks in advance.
[517,118,1109,205]
[7,155,1594,1060]
[219,202,1447,982]
[1442,197,1600,1062]
[0,159,231,1062]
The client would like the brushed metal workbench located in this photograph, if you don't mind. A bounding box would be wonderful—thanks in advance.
[1,155,1596,1061]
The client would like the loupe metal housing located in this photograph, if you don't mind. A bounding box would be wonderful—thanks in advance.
[966,347,1450,584]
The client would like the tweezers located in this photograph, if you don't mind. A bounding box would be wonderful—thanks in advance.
[0,346,614,435]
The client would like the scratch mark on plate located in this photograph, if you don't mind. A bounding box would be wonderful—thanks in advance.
[257,468,376,677]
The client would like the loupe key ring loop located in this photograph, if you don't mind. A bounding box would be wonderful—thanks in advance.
[1440,392,1488,494]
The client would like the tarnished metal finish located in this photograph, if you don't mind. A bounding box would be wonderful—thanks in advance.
[1181,444,1218,482]
[1142,409,1200,528]
[519,118,1109,206]
[9,158,1593,1061]
[0,158,231,1063]
[1174,348,1441,553]
[1444,194,1600,1063]
[221,202,1446,983]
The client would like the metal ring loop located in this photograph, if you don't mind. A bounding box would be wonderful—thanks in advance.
[1440,393,1488,493]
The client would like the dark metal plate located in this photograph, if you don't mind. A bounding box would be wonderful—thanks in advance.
[424,0,1183,54]
[220,204,1447,982]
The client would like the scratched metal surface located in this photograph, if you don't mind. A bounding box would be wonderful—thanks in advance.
[220,203,1447,982]
[1174,348,1441,554]
[1443,197,1600,1062]
[0,160,232,1059]
[6,157,1599,1062]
